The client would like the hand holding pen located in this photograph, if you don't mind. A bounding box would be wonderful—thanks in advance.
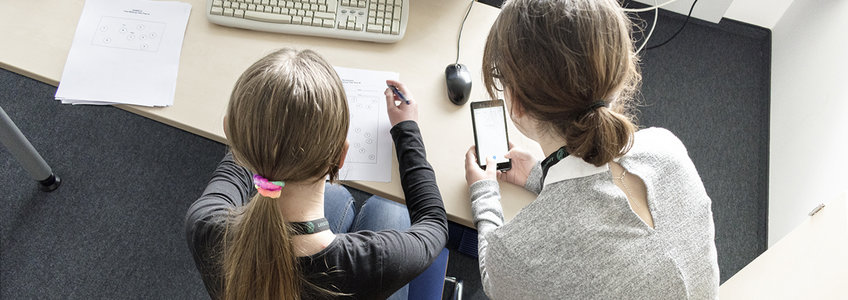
[385,80,417,126]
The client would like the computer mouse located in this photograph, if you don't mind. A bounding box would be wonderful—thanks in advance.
[445,64,472,105]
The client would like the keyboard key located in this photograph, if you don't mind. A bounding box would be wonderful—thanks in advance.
[366,23,382,33]
[355,23,363,31]
[234,9,245,17]
[211,7,224,15]
[303,16,313,24]
[323,19,334,28]
[391,20,399,34]
[213,0,223,7]
[292,15,302,24]
[224,7,234,16]
[245,10,293,23]
[314,11,335,19]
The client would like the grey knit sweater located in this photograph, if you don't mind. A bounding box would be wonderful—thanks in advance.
[470,127,719,299]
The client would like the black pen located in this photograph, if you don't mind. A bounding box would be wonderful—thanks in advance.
[388,85,410,105]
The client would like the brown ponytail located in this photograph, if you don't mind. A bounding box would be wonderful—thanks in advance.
[223,194,300,299]
[222,48,349,299]
[483,0,641,166]
[565,107,636,166]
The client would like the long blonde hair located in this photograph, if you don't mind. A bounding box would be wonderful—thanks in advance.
[483,0,641,166]
[222,48,349,299]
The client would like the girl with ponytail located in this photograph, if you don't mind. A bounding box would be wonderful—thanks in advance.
[186,48,447,299]
[464,0,719,298]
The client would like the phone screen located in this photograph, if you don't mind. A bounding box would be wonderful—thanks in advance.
[471,101,510,169]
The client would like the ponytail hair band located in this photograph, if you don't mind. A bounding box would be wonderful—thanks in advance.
[253,174,285,198]
[583,101,608,116]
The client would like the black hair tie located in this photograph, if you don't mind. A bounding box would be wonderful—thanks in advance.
[583,101,607,116]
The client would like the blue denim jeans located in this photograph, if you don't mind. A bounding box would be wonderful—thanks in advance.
[323,183,411,300]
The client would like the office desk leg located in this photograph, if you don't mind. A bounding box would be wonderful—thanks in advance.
[0,106,61,192]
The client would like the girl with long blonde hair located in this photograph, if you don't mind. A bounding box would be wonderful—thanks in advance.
[186,48,447,299]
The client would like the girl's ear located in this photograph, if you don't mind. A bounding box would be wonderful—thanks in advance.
[338,140,349,170]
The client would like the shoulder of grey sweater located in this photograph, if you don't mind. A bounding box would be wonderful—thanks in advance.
[631,127,691,162]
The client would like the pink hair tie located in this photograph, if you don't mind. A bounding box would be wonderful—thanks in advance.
[253,174,285,198]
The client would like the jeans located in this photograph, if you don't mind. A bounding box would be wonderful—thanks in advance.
[323,183,411,300]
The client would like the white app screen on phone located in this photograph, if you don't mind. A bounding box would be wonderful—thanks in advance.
[474,106,509,167]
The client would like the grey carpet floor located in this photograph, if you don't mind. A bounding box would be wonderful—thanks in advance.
[1,4,769,299]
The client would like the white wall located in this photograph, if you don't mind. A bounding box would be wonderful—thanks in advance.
[724,0,794,29]
[768,0,848,246]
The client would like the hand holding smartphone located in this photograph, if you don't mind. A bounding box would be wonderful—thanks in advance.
[471,100,512,171]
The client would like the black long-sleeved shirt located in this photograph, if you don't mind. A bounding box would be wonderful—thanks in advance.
[184,121,448,299]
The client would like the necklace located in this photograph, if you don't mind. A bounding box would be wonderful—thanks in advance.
[614,169,641,210]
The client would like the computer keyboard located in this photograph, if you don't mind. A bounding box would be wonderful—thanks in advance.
[206,0,409,43]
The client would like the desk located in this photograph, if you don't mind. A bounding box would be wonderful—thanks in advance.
[0,0,543,227]
[718,192,848,298]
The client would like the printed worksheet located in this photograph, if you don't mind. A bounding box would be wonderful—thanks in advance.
[55,0,191,106]
[333,66,398,183]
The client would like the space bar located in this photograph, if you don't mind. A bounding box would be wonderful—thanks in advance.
[244,11,292,23]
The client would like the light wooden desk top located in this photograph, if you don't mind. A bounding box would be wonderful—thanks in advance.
[0,0,543,227]
[719,192,848,298]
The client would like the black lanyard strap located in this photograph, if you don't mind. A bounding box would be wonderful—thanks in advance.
[288,218,330,235]
[540,146,570,186]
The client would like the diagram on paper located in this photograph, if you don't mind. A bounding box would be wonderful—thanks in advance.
[334,66,396,182]
[347,93,380,164]
[91,16,166,52]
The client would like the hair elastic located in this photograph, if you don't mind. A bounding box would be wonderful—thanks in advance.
[588,101,607,111]
[582,101,607,116]
[253,174,285,198]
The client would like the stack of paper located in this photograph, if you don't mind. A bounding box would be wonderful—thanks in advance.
[55,0,191,107]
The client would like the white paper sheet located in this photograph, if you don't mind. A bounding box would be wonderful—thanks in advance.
[334,66,398,183]
[55,0,191,107]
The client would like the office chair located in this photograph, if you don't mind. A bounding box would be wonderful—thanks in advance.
[0,106,61,191]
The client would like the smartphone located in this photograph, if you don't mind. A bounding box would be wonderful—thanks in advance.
[470,100,512,171]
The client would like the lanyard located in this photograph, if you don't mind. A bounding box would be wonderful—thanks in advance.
[289,218,330,235]
[540,146,570,186]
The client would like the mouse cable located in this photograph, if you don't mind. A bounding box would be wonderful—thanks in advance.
[646,0,698,50]
[456,0,475,65]
[634,0,658,54]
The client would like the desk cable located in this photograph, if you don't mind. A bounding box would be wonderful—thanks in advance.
[456,0,475,65]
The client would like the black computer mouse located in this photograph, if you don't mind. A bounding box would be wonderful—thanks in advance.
[445,63,472,105]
